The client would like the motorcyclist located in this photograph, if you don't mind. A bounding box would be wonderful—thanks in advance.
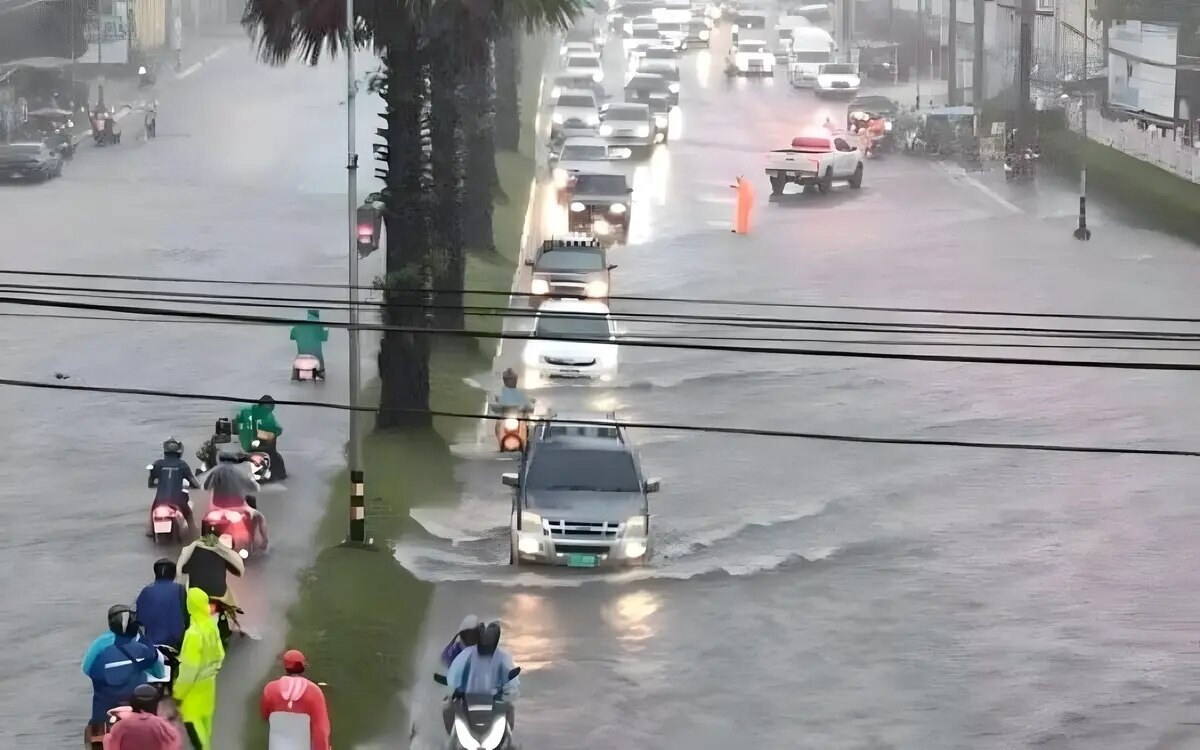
[174,587,225,750]
[134,558,189,651]
[260,649,332,750]
[290,309,329,374]
[106,683,182,749]
[444,620,520,732]
[822,116,836,132]
[439,615,480,668]
[236,395,286,480]
[176,520,246,610]
[82,605,165,742]
[148,438,200,534]
[494,369,533,413]
[202,450,268,548]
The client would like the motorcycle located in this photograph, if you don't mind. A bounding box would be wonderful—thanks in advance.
[90,109,121,146]
[291,353,324,382]
[85,646,177,748]
[1004,148,1039,182]
[210,599,244,645]
[202,501,263,560]
[433,668,522,750]
[146,484,193,545]
[247,431,282,484]
[491,402,534,452]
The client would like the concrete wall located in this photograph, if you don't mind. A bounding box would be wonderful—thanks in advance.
[131,0,168,51]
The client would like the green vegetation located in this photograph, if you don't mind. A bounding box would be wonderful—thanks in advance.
[1043,129,1200,243]
[239,35,546,747]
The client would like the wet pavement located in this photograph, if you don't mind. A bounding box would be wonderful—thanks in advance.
[0,35,385,745]
[399,18,1200,750]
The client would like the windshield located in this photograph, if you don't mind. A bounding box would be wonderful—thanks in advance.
[557,95,595,108]
[633,28,660,38]
[526,449,641,492]
[792,50,830,62]
[640,64,677,77]
[658,22,682,31]
[561,144,608,160]
[535,310,611,339]
[605,108,646,121]
[738,41,766,52]
[536,249,606,271]
[567,56,599,68]
[630,76,666,90]
[822,64,856,74]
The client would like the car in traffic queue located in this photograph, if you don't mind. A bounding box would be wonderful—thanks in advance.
[0,142,64,182]
[726,38,776,76]
[685,18,712,47]
[560,40,599,63]
[505,412,659,569]
[549,136,634,196]
[634,59,681,105]
[623,23,664,54]
[765,133,865,195]
[522,298,620,384]
[598,102,656,151]
[627,43,680,71]
[730,9,767,41]
[549,89,602,140]
[624,72,672,110]
[654,19,689,50]
[814,62,862,97]
[624,14,659,37]
[549,73,606,104]
[563,53,605,84]
[566,172,633,241]
[526,235,616,301]
[609,0,657,32]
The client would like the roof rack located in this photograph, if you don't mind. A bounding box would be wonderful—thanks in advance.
[534,411,624,442]
[542,234,601,249]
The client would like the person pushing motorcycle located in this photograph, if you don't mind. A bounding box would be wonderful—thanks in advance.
[176,520,246,610]
[202,450,269,549]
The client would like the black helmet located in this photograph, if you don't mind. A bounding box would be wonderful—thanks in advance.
[129,683,160,713]
[107,604,138,637]
[152,557,176,581]
[163,437,183,456]
[477,620,501,657]
[502,368,518,388]
[259,394,275,408]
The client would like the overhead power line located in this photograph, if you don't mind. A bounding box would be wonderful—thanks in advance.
[5,294,1200,372]
[2,376,1196,458]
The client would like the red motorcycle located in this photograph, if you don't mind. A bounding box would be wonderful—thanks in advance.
[202,500,266,561]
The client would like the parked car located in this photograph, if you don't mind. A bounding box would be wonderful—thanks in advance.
[0,142,64,182]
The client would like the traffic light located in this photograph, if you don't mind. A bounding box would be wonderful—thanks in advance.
[356,200,383,257]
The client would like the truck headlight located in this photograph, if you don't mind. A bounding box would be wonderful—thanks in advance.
[599,124,613,136]
[699,29,709,40]
[624,540,647,558]
[503,417,520,430]
[635,125,649,137]
[521,510,542,529]
[586,280,609,297]
[531,278,550,295]
[592,71,604,82]
[668,82,680,93]
[552,167,569,187]
[609,203,626,214]
[551,112,565,124]
[625,515,646,533]
[570,201,586,212]
[587,114,600,126]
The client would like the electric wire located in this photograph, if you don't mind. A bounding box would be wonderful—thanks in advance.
[1,375,1195,458]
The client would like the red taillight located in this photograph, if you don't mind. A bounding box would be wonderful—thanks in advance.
[357,225,373,238]
[152,507,175,519]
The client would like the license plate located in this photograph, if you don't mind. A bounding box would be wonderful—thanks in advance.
[567,553,598,568]
[299,370,313,380]
[557,368,581,375]
[153,520,173,533]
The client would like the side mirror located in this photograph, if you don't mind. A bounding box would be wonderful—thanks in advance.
[607,263,618,270]
[508,667,522,680]
[643,478,661,493]
[433,673,448,685]
[502,473,520,487]
[524,259,535,266]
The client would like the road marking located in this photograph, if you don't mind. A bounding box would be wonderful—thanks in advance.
[929,161,1022,215]
[177,46,227,80]
[695,195,736,205]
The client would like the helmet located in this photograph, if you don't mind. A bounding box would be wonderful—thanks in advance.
[163,437,183,455]
[129,683,159,713]
[107,604,138,637]
[259,395,275,409]
[152,557,176,581]
[457,615,480,646]
[217,451,239,464]
[476,620,501,657]
[502,368,518,388]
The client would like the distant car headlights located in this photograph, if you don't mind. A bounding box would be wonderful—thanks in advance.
[570,201,586,212]
[586,280,609,298]
[592,70,604,82]
[609,203,627,214]
[599,123,614,136]
[635,125,650,137]
[551,112,565,124]
[587,114,601,126]
[531,278,550,295]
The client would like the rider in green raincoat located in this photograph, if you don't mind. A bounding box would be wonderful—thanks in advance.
[290,309,329,371]
[235,396,283,453]
[174,586,225,749]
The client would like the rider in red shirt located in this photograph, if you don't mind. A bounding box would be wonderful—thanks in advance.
[260,650,331,750]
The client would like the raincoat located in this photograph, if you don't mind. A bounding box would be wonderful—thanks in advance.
[173,588,225,749]
[494,387,532,411]
[202,461,259,507]
[84,634,165,724]
[105,710,182,749]
[445,645,520,701]
[236,402,283,453]
[134,577,189,650]
[260,675,332,750]
[289,309,329,367]
[440,615,479,668]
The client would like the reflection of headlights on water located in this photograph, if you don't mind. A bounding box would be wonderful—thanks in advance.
[551,112,565,124]
[570,201,586,212]
[599,124,614,136]
[668,82,680,93]
[586,280,609,298]
[531,278,550,295]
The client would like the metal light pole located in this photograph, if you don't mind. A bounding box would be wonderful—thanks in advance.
[1073,0,1091,240]
[345,0,367,543]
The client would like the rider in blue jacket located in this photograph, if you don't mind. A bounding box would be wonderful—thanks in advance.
[82,605,165,734]
[134,558,189,650]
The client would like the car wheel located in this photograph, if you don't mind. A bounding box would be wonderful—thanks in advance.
[769,175,785,195]
[848,163,863,189]
[818,167,833,193]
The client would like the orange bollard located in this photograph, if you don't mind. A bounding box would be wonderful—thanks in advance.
[731,175,755,234]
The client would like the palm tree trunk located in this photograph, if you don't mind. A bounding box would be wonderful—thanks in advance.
[493,27,521,152]
[463,44,498,254]
[427,19,467,331]
[376,15,434,430]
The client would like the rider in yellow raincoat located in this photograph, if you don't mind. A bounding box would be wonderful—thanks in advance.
[174,587,225,749]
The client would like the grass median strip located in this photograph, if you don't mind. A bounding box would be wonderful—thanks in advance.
[240,36,546,747]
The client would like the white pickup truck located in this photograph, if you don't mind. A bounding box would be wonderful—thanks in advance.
[764,133,864,194]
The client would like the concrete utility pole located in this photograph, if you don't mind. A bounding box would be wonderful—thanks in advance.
[840,0,853,63]
[96,0,105,108]
[948,0,958,104]
[344,0,367,544]
[1016,0,1034,149]
[915,0,923,109]
[1073,0,1091,240]
[973,0,984,105]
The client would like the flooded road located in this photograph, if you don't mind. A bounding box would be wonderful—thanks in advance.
[399,20,1200,750]
[0,35,383,745]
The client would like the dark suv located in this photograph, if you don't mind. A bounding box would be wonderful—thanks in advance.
[526,236,616,301]
[503,412,659,568]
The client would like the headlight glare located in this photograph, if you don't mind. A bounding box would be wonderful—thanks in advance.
[552,167,568,187]
[599,124,613,136]
[592,71,604,82]
[551,112,565,124]
[531,278,550,295]
[521,510,542,528]
[636,125,650,137]
[570,201,586,212]
[586,280,609,298]
[609,203,626,214]
[668,82,680,93]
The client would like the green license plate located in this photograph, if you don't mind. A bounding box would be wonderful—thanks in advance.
[566,553,599,568]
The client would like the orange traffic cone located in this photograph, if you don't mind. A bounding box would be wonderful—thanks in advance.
[731,175,755,234]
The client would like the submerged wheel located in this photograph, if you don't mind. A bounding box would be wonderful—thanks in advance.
[848,163,863,189]
[769,175,785,195]
[817,168,833,193]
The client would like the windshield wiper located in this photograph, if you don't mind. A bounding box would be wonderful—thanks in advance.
[542,485,595,491]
